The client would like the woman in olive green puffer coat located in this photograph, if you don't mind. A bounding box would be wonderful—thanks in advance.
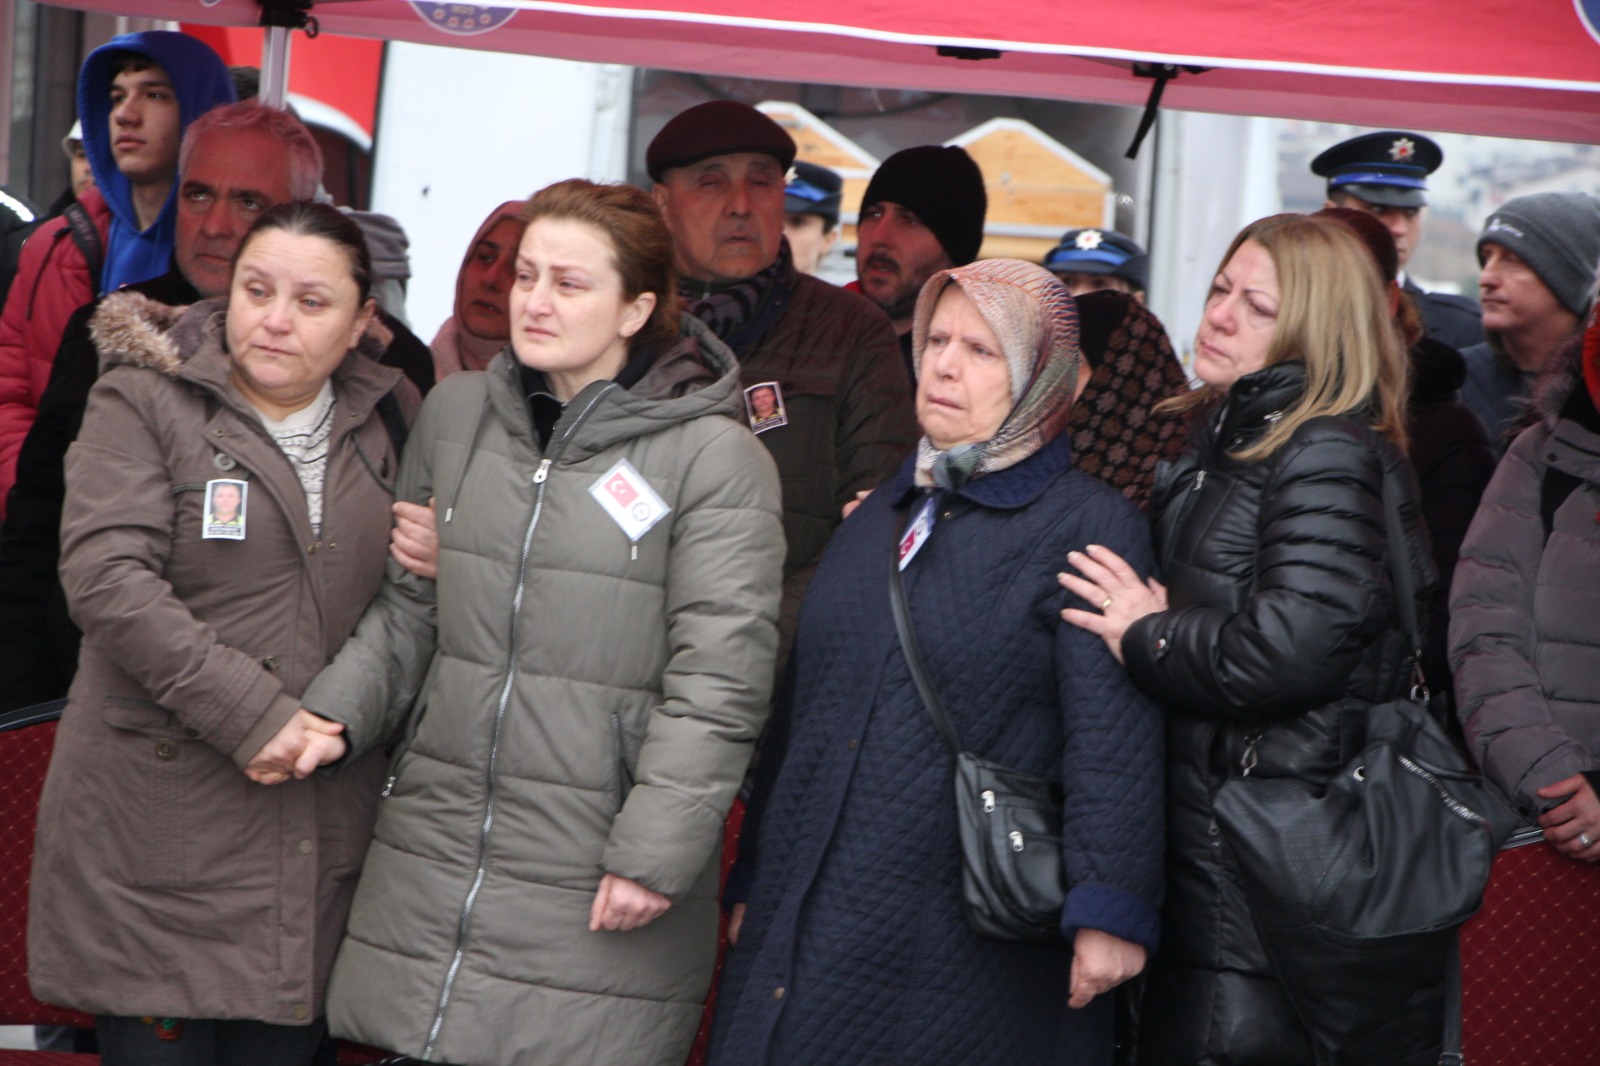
[295,181,784,1066]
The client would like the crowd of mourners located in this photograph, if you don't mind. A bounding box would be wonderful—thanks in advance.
[0,27,1597,1066]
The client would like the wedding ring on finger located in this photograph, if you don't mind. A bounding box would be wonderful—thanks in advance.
[1581,833,1593,849]
[1101,596,1114,611]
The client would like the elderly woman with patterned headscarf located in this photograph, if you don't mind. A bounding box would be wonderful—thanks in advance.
[707,259,1166,1066]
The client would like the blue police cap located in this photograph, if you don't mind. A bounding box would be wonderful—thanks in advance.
[1043,228,1149,293]
[784,160,842,227]
[1310,131,1443,209]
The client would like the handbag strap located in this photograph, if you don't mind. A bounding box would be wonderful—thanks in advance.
[888,507,963,756]
[1378,468,1425,687]
[1380,472,1465,1066]
[1439,933,1463,1065]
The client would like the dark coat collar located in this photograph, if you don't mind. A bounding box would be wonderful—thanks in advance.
[890,433,1075,511]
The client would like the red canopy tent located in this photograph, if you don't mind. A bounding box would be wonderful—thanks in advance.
[41,0,1600,144]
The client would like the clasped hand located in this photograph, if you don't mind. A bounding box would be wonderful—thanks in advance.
[244,709,347,785]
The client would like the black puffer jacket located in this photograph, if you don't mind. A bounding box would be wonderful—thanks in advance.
[1121,362,1438,1066]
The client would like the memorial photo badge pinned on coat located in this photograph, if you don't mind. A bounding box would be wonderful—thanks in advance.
[897,498,935,570]
[203,478,248,540]
[744,381,788,434]
[589,458,672,542]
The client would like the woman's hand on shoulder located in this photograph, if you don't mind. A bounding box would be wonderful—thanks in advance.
[244,710,347,785]
[589,872,672,932]
[390,496,439,579]
[1058,543,1168,664]
[1068,928,1147,1009]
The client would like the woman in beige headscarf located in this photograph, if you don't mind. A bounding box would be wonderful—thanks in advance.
[709,259,1164,1066]
[429,201,521,378]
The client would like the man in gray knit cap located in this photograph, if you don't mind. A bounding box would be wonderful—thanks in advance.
[1460,191,1600,446]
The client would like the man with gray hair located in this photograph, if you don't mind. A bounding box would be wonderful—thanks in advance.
[1461,191,1600,446]
[648,100,915,662]
[0,100,433,711]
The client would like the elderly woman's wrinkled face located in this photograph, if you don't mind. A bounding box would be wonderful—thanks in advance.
[227,229,372,416]
[917,286,1013,451]
[1194,239,1279,392]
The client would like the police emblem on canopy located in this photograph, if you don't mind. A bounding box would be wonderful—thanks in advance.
[1579,0,1600,47]
[1389,137,1416,162]
[410,1,516,35]
[1075,230,1104,250]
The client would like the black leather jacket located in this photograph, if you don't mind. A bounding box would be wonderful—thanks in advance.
[1123,361,1437,1064]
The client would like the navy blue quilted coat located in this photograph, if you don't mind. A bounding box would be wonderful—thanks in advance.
[707,436,1165,1066]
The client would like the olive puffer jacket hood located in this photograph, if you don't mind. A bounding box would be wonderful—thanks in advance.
[303,313,784,1066]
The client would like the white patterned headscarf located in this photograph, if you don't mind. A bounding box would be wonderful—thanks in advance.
[911,259,1082,490]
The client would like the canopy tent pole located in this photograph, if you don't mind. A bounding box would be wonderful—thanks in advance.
[257,0,317,108]
[260,26,291,106]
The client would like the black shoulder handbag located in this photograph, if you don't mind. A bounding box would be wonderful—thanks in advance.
[888,517,1066,943]
[1211,471,1521,1058]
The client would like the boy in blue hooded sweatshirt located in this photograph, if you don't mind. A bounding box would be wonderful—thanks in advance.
[0,30,232,516]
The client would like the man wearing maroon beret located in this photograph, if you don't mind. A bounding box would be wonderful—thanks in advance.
[649,101,916,663]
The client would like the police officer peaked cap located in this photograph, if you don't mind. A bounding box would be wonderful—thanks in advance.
[1311,130,1443,209]
[647,101,797,183]
[1043,228,1149,293]
[785,161,844,227]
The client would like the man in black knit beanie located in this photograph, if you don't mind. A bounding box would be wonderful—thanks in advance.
[851,145,988,379]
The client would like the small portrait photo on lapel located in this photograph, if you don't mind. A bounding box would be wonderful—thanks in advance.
[744,381,788,434]
[203,478,248,541]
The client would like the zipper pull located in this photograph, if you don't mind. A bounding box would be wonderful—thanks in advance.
[381,775,396,798]
[1240,733,1263,777]
[1194,469,1207,491]
[982,789,996,813]
[532,458,552,484]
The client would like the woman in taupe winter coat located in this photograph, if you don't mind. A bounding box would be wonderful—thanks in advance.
[289,180,784,1066]
[28,202,417,1065]
[1451,307,1600,860]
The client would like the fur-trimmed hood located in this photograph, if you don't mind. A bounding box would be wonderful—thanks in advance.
[1526,331,1600,433]
[87,290,397,377]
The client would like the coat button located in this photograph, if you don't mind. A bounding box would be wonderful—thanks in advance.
[298,839,313,855]
[772,986,785,1001]
[326,541,337,551]
[212,453,237,472]
[262,656,280,672]
[184,726,200,738]
[212,428,224,438]
[847,738,857,750]
[155,740,176,759]
[292,1004,309,1021]
[306,543,318,555]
